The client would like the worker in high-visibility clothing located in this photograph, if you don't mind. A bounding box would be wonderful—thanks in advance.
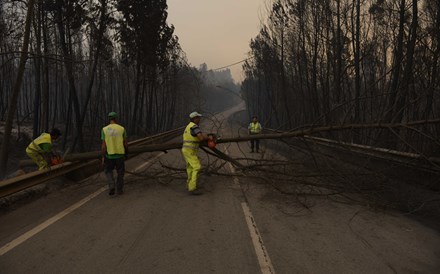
[26,128,62,170]
[102,111,128,196]
[248,116,263,153]
[182,111,212,195]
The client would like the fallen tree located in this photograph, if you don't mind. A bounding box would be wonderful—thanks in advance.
[12,119,440,225]
[18,118,440,167]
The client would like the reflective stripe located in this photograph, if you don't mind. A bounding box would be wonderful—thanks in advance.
[182,145,199,150]
[183,122,200,150]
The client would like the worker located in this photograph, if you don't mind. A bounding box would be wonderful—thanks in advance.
[182,111,212,195]
[248,116,263,153]
[26,128,62,170]
[101,111,128,196]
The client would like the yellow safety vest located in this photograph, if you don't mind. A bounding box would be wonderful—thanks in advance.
[27,133,51,153]
[102,124,126,155]
[182,122,200,150]
[249,122,262,134]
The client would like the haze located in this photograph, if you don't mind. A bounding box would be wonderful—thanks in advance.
[167,0,266,83]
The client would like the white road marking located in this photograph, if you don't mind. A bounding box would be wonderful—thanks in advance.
[224,147,275,274]
[241,202,275,274]
[132,152,164,173]
[0,186,106,256]
[0,154,162,256]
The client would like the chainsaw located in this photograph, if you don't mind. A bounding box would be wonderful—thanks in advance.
[50,147,70,166]
[207,133,219,149]
[50,153,64,166]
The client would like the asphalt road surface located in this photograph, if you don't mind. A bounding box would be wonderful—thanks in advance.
[1,102,439,273]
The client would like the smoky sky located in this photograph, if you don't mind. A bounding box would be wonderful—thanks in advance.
[167,0,266,82]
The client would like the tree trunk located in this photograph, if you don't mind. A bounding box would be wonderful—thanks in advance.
[386,0,406,123]
[73,0,107,149]
[424,0,440,119]
[351,0,362,143]
[395,0,418,123]
[55,8,84,152]
[41,7,50,132]
[0,0,36,178]
[334,0,342,104]
[32,0,42,138]
[131,60,141,133]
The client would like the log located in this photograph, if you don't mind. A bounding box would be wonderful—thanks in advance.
[19,118,440,166]
[19,142,183,166]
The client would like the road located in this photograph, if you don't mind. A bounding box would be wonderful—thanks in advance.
[1,102,439,273]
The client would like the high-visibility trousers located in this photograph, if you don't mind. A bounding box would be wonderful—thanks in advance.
[181,148,201,191]
[26,148,48,170]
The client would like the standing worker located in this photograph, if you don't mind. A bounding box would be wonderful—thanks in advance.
[182,111,212,195]
[101,112,128,196]
[248,116,263,153]
[26,128,62,170]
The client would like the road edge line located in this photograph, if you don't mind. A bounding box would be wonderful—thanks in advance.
[0,154,163,256]
[0,186,106,256]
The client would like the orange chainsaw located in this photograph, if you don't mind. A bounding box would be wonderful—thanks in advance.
[50,153,64,166]
[207,133,218,149]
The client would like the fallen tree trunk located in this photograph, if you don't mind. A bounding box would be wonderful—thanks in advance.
[19,143,183,166]
[19,118,440,166]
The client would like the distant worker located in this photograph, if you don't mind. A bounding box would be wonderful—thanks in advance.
[248,116,262,153]
[182,111,212,195]
[26,128,62,170]
[102,112,128,196]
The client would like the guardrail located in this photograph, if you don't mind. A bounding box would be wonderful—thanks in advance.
[0,126,185,199]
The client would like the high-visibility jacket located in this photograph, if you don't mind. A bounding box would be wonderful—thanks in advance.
[102,124,126,155]
[182,122,200,150]
[249,122,262,134]
[26,133,52,154]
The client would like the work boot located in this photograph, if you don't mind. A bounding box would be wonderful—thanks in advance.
[109,188,115,196]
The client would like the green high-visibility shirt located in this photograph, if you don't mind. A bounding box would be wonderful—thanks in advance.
[39,143,52,153]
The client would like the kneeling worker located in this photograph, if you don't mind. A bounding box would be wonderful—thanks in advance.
[26,128,62,170]
[182,111,212,195]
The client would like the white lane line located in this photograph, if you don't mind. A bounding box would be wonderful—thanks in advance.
[0,154,162,256]
[241,202,275,274]
[224,147,275,274]
[132,152,164,173]
[0,186,106,256]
